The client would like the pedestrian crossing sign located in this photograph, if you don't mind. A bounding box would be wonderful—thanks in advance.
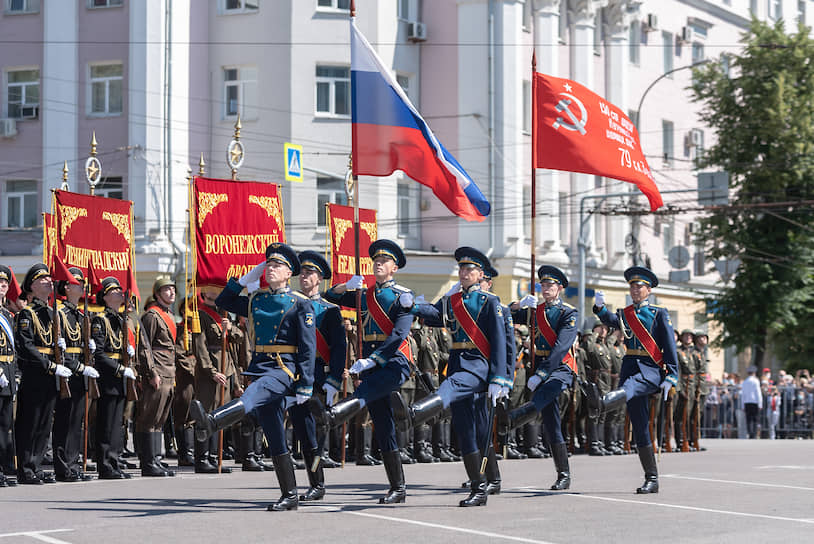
[284,142,303,182]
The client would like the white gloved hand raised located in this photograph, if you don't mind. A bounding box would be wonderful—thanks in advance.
[349,358,376,374]
[246,279,261,294]
[55,364,72,378]
[345,275,365,291]
[239,262,266,287]
[57,337,67,350]
[594,290,605,307]
[0,374,9,389]
[488,383,503,406]
[127,345,135,358]
[323,383,339,407]
[399,292,414,308]
[296,394,310,405]
[83,366,100,379]
[444,281,461,297]
[123,367,136,380]
[517,294,538,309]
[88,338,96,352]
[527,374,542,392]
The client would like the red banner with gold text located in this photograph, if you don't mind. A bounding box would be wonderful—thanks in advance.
[327,204,377,289]
[193,177,286,287]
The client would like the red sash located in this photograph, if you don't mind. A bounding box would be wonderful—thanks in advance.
[127,326,136,352]
[315,328,331,362]
[622,305,664,369]
[199,302,224,332]
[449,292,491,359]
[365,289,412,361]
[149,305,178,343]
[535,305,577,374]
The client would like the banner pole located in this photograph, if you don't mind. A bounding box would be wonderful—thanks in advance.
[529,51,537,370]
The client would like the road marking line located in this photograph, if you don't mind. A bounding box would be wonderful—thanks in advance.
[662,474,814,491]
[0,530,73,543]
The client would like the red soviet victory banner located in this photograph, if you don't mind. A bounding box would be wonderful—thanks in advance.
[327,204,377,289]
[54,190,135,291]
[533,72,663,211]
[193,177,286,287]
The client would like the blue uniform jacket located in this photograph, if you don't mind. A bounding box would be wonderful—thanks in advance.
[512,299,577,382]
[595,300,678,379]
[306,293,346,390]
[413,285,510,388]
[323,279,412,375]
[502,304,516,388]
[216,278,315,397]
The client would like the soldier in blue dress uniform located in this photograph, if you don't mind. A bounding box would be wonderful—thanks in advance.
[404,247,509,507]
[287,250,346,502]
[588,266,678,494]
[323,239,414,505]
[190,242,316,512]
[495,265,577,491]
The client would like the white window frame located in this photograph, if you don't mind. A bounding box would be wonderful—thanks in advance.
[397,180,418,239]
[94,176,124,200]
[316,0,349,13]
[223,66,258,120]
[315,65,350,118]
[5,67,39,119]
[397,0,410,21]
[5,0,40,14]
[316,176,347,228]
[629,20,641,65]
[522,79,531,134]
[4,179,38,229]
[662,32,674,76]
[88,62,123,117]
[768,0,782,21]
[87,0,124,9]
[798,0,807,25]
[662,119,674,166]
[221,0,259,15]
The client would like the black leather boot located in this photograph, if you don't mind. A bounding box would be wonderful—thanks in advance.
[432,422,453,462]
[207,434,232,473]
[328,397,364,428]
[139,433,173,477]
[191,399,246,442]
[524,423,544,458]
[391,391,412,432]
[378,450,406,504]
[356,425,380,466]
[154,433,176,475]
[177,427,195,466]
[497,401,539,435]
[459,452,487,507]
[414,425,438,463]
[586,387,627,420]
[299,449,325,501]
[636,444,659,494]
[194,436,218,474]
[484,447,501,495]
[550,442,571,490]
[268,453,298,511]
[409,393,444,428]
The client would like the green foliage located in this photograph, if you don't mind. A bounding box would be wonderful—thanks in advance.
[689,19,814,368]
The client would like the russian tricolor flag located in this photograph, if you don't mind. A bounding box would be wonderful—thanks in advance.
[351,18,490,222]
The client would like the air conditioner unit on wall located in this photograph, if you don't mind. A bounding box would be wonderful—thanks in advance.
[0,118,17,138]
[20,105,38,119]
[681,26,694,43]
[407,21,427,42]
[645,13,658,31]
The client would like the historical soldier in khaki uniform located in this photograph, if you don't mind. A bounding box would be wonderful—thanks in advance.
[413,321,446,462]
[135,277,179,477]
[674,329,697,451]
[605,328,626,454]
[693,331,710,450]
[583,321,613,456]
[0,265,18,487]
[173,295,197,467]
[53,267,99,481]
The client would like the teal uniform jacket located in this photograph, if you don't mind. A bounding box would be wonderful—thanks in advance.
[306,293,346,390]
[512,299,577,383]
[217,278,315,397]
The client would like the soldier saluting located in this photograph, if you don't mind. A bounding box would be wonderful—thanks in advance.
[191,242,315,512]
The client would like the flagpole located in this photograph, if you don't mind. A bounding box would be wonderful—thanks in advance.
[529,52,537,369]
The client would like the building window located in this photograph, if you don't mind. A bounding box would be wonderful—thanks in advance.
[662,217,675,257]
[315,65,350,117]
[558,2,568,43]
[398,0,409,20]
[396,74,410,100]
[6,0,39,13]
[629,21,641,65]
[522,80,531,134]
[768,0,782,21]
[628,109,639,130]
[593,11,602,55]
[89,63,123,115]
[798,0,807,24]
[691,42,705,64]
[662,120,674,165]
[223,0,258,12]
[317,0,349,10]
[223,67,258,120]
[687,128,704,165]
[750,0,758,16]
[317,177,347,227]
[522,0,532,31]
[397,181,414,237]
[5,180,37,228]
[6,69,39,119]
[662,32,673,75]
[95,176,123,199]
[89,0,123,8]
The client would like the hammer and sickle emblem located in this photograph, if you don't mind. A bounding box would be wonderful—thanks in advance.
[552,93,588,135]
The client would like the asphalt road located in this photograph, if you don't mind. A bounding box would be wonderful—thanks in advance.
[2,439,812,543]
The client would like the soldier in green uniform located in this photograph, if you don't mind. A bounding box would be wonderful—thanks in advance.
[692,331,709,450]
[571,333,588,453]
[398,325,419,464]
[674,330,696,451]
[413,320,443,462]
[433,326,457,461]
[173,295,197,468]
[504,325,528,459]
[605,328,626,454]
[583,321,612,456]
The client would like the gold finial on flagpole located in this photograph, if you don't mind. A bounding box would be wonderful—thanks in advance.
[198,153,206,176]
[227,115,244,181]
[85,132,101,195]
[60,161,69,191]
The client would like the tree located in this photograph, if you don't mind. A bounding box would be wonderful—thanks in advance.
[690,19,814,369]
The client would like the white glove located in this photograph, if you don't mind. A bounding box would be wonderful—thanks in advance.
[661,380,673,401]
[83,366,100,378]
[349,358,376,374]
[345,275,364,291]
[88,338,96,352]
[444,281,461,297]
[594,290,605,307]
[488,383,502,406]
[518,294,538,309]
[55,364,72,378]
[239,262,266,287]
[296,394,310,405]
[0,374,9,389]
[127,345,135,358]
[527,374,542,392]
[499,386,510,399]
[323,383,339,407]
[246,279,261,294]
[123,367,136,380]
[399,292,414,308]
[57,337,67,350]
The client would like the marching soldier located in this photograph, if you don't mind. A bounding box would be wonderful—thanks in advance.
[15,264,72,484]
[322,239,415,505]
[605,328,626,454]
[288,250,346,501]
[674,330,696,451]
[0,266,17,487]
[191,242,315,511]
[496,265,577,491]
[583,321,612,456]
[53,267,99,481]
[405,247,508,507]
[136,277,179,477]
[589,266,679,494]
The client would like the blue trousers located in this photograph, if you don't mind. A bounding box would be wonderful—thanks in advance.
[289,402,318,452]
[531,377,570,445]
[239,370,295,457]
[441,371,487,456]
[355,363,406,453]
[620,358,661,447]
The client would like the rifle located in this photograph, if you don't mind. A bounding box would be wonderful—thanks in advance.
[53,287,70,399]
[122,292,138,402]
[82,285,99,473]
[217,310,228,474]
